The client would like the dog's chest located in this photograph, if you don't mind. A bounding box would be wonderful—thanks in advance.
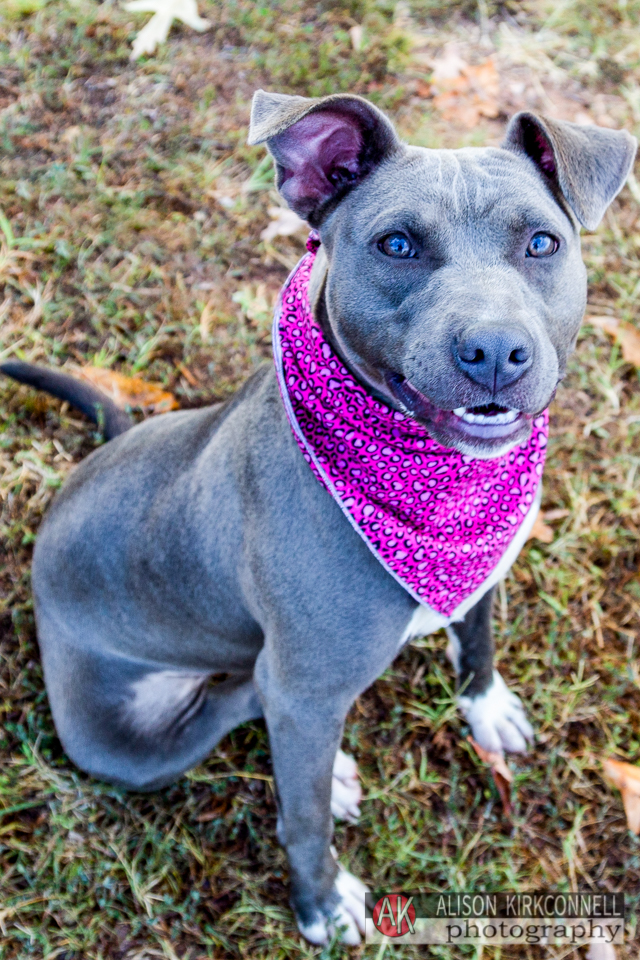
[397,486,541,649]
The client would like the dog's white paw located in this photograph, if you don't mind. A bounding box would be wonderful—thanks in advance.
[331,749,361,823]
[458,670,534,754]
[297,863,368,945]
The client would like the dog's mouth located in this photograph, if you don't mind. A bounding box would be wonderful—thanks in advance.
[386,373,532,450]
[451,403,521,431]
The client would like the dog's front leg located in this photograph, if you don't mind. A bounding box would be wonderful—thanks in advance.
[254,649,367,945]
[447,587,534,754]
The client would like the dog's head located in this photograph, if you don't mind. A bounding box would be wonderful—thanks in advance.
[249,91,636,458]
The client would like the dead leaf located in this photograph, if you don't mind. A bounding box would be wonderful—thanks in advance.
[61,125,83,144]
[586,941,617,960]
[199,296,215,343]
[429,47,501,128]
[432,726,451,750]
[544,508,570,521]
[468,736,513,816]
[469,60,501,115]
[176,362,198,387]
[602,758,640,834]
[195,799,229,822]
[260,207,308,243]
[528,514,554,543]
[76,367,178,414]
[349,24,363,52]
[431,44,468,82]
[588,315,640,367]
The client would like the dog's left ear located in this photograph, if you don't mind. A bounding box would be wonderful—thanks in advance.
[504,112,637,230]
[248,90,401,225]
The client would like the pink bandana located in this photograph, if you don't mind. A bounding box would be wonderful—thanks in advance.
[273,235,548,617]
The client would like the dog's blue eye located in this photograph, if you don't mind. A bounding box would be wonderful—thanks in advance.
[379,233,415,258]
[526,233,558,257]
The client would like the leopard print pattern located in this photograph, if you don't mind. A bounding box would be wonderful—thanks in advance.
[273,235,548,617]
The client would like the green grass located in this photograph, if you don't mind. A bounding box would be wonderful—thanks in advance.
[1,0,640,957]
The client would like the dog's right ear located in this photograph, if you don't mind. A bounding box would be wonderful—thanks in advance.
[248,90,401,225]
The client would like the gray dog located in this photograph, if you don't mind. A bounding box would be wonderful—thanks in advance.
[2,91,635,945]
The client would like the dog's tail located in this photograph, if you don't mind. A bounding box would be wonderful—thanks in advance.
[0,361,133,440]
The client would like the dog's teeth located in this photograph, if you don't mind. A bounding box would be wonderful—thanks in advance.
[453,408,519,426]
[491,410,519,425]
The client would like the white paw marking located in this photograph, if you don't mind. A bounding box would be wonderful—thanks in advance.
[458,670,534,754]
[297,863,368,946]
[331,749,361,823]
[445,626,461,674]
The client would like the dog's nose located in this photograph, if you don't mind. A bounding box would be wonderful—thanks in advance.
[454,326,533,392]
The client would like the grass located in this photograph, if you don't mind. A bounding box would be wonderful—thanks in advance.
[1,0,640,957]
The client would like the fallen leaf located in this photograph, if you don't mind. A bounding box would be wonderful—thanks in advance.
[469,60,501,116]
[602,758,640,834]
[176,362,198,387]
[124,0,211,60]
[61,125,83,144]
[349,24,363,52]
[195,799,229,822]
[429,46,501,128]
[260,207,308,243]
[431,43,468,82]
[76,367,178,413]
[527,514,554,543]
[468,736,513,816]
[588,315,640,367]
[544,508,570,521]
[586,940,617,960]
[432,726,451,750]
[199,296,215,343]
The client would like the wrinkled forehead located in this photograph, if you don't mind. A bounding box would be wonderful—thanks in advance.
[351,145,573,233]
